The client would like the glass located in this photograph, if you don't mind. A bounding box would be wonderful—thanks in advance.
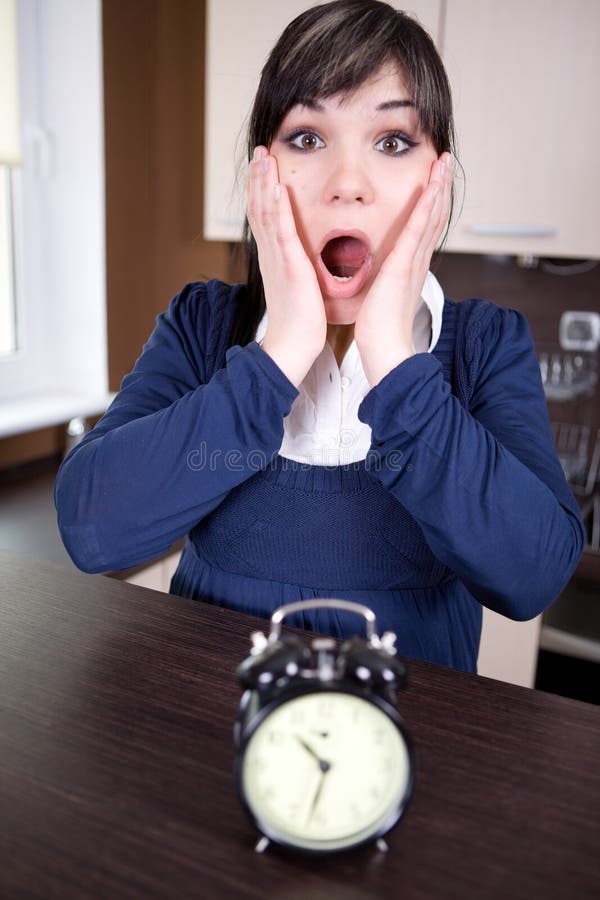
[0,165,17,357]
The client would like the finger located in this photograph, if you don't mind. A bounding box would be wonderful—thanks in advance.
[260,155,311,264]
[402,154,450,254]
[249,154,315,288]
[427,152,446,193]
[409,154,453,264]
[247,147,277,238]
[422,154,454,259]
[432,153,453,227]
[248,155,294,273]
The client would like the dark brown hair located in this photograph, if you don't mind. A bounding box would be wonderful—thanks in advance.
[232,0,456,346]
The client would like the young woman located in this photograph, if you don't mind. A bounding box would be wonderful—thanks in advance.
[55,0,584,673]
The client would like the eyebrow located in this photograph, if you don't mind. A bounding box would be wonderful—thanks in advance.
[300,98,415,112]
[376,99,415,110]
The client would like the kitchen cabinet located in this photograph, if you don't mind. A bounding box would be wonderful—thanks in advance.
[205,0,599,258]
[126,550,181,593]
[204,0,441,241]
[478,609,541,688]
[442,0,600,259]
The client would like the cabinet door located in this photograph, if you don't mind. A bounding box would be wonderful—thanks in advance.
[478,608,542,688]
[204,0,442,241]
[442,0,600,259]
[126,551,182,593]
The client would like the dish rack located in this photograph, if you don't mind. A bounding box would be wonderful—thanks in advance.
[538,314,600,553]
[551,422,600,497]
[548,423,600,554]
[539,349,597,402]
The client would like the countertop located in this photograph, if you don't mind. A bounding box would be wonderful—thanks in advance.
[1,550,599,900]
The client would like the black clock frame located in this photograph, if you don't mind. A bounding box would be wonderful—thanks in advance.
[234,678,417,855]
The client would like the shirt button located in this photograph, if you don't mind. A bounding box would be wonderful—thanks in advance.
[341,376,351,389]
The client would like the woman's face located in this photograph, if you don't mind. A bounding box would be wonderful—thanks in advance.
[270,64,439,325]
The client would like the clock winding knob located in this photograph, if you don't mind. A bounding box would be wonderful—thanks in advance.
[236,636,311,689]
[340,636,408,691]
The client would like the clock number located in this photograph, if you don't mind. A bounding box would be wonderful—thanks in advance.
[313,811,328,828]
[348,803,363,822]
[290,708,305,725]
[373,728,386,745]
[317,699,334,719]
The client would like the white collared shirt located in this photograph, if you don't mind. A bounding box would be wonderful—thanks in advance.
[255,271,445,465]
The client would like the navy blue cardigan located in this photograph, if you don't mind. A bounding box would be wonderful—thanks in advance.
[54,281,584,672]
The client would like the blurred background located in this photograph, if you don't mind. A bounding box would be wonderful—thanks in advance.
[0,0,598,702]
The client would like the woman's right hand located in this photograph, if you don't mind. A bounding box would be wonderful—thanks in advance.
[247,146,327,387]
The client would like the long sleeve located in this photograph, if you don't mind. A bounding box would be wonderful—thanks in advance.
[358,305,585,620]
[55,283,298,573]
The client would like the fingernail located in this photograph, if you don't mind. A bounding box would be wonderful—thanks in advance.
[274,183,281,200]
[253,146,266,162]
[261,157,269,174]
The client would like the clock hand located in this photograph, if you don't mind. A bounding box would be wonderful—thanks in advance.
[306,771,326,824]
[306,756,334,824]
[296,736,330,769]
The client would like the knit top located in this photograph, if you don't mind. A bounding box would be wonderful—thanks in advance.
[54,280,584,673]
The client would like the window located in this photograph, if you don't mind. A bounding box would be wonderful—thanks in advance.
[0,0,112,435]
[0,166,17,357]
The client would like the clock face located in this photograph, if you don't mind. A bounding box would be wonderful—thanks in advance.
[239,690,413,852]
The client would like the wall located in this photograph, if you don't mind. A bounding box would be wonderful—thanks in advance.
[103,0,231,390]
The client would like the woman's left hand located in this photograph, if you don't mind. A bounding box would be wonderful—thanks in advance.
[354,153,453,386]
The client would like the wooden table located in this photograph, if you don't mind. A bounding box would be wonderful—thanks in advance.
[1,551,598,899]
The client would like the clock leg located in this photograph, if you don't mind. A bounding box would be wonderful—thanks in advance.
[255,836,270,854]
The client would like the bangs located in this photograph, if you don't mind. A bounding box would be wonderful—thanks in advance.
[249,1,452,155]
[277,12,407,104]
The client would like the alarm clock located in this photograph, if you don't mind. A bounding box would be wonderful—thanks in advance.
[234,599,415,854]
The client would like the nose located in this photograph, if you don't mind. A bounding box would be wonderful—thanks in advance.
[323,152,374,205]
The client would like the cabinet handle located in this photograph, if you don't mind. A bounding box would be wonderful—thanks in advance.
[467,224,557,238]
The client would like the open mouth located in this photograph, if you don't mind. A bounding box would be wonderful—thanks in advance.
[321,236,369,281]
[317,233,373,299]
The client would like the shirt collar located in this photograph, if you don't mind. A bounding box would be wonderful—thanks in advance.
[254,270,444,352]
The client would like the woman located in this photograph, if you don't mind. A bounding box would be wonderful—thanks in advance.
[55,0,584,673]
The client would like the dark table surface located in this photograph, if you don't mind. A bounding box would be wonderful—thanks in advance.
[1,550,599,900]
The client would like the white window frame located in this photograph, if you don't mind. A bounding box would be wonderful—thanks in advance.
[0,0,111,437]
[0,166,17,357]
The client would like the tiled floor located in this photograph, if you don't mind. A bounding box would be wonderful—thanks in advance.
[0,455,73,566]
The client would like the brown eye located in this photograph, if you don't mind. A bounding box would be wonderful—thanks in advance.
[375,133,413,156]
[382,137,400,154]
[288,131,325,151]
